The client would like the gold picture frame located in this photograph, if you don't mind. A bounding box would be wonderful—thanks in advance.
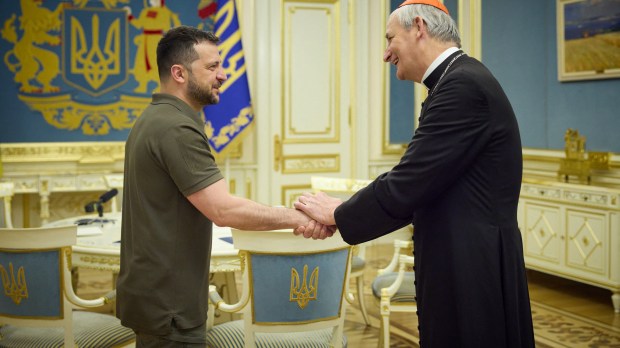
[557,0,620,82]
[381,0,418,155]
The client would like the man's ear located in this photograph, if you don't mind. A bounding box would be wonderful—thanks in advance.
[170,65,186,83]
[414,16,426,37]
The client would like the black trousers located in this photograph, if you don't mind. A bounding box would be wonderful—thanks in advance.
[135,321,207,348]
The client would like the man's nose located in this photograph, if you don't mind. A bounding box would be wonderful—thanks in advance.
[218,69,228,81]
[383,49,392,63]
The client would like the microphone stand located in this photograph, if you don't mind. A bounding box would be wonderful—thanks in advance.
[82,189,118,227]
[96,201,104,218]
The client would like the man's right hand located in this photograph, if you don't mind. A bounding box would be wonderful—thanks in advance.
[293,219,337,240]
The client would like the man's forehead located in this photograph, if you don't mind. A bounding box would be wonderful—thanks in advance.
[196,42,219,56]
[196,41,218,50]
[385,15,401,34]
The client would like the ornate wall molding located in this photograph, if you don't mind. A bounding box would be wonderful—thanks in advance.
[1,142,125,165]
[282,154,340,174]
[0,142,125,225]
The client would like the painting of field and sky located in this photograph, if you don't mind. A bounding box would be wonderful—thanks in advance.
[558,0,620,81]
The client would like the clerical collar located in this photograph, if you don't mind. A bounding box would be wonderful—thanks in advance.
[422,47,460,90]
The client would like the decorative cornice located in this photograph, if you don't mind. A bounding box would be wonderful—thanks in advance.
[0,142,125,164]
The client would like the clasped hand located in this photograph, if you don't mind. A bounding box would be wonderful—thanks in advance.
[293,192,343,240]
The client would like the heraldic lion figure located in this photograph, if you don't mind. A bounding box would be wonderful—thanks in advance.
[1,0,68,93]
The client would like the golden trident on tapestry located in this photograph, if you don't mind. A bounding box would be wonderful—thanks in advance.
[0,262,29,305]
[290,264,319,309]
[70,14,120,90]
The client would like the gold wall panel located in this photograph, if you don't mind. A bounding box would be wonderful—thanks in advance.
[282,0,340,144]
[282,154,340,174]
[281,184,312,207]
[381,0,409,156]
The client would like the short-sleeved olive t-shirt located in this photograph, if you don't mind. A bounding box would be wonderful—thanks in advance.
[116,94,223,335]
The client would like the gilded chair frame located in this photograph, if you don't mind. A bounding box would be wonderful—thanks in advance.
[0,183,14,228]
[208,228,353,348]
[0,226,121,348]
[310,176,372,326]
[374,239,416,348]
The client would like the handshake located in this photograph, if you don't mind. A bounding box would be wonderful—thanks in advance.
[292,191,343,240]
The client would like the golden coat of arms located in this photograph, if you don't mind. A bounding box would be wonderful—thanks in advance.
[0,0,217,137]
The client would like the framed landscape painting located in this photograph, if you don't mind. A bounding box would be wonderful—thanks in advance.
[557,0,620,81]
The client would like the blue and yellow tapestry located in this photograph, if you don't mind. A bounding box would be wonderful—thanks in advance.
[0,0,253,152]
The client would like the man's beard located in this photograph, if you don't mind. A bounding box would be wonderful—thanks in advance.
[187,72,219,106]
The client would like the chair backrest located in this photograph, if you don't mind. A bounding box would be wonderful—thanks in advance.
[0,182,14,228]
[0,226,77,342]
[378,239,414,276]
[231,228,352,344]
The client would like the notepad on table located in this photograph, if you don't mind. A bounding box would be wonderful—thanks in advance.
[77,225,103,237]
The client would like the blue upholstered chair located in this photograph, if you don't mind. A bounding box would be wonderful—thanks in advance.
[310,176,372,326]
[0,226,135,348]
[371,239,416,348]
[206,228,352,348]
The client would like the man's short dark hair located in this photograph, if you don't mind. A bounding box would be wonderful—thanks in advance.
[156,26,220,80]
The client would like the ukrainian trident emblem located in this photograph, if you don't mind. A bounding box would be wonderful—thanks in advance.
[0,262,29,305]
[63,8,128,96]
[290,264,319,309]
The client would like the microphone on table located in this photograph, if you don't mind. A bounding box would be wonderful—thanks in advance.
[99,188,118,204]
[84,188,119,217]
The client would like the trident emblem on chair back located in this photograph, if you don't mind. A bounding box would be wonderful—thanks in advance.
[290,265,319,309]
[0,262,29,305]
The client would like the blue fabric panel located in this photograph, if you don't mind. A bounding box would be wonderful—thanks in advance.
[0,250,62,318]
[388,0,416,144]
[482,0,620,152]
[371,271,416,302]
[250,249,349,324]
[350,255,365,272]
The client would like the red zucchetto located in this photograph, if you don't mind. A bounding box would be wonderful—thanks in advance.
[398,0,449,15]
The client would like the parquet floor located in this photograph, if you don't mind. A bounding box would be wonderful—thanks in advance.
[77,242,620,347]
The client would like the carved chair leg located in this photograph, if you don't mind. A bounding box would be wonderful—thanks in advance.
[356,275,370,326]
[377,313,390,348]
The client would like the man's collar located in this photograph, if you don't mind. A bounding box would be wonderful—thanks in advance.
[422,47,460,89]
[152,93,203,125]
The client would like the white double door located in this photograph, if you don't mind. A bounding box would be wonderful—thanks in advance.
[252,0,354,206]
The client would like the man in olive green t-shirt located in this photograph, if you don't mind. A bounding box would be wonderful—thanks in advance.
[117,26,334,348]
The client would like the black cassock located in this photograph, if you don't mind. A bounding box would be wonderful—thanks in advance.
[335,51,535,348]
